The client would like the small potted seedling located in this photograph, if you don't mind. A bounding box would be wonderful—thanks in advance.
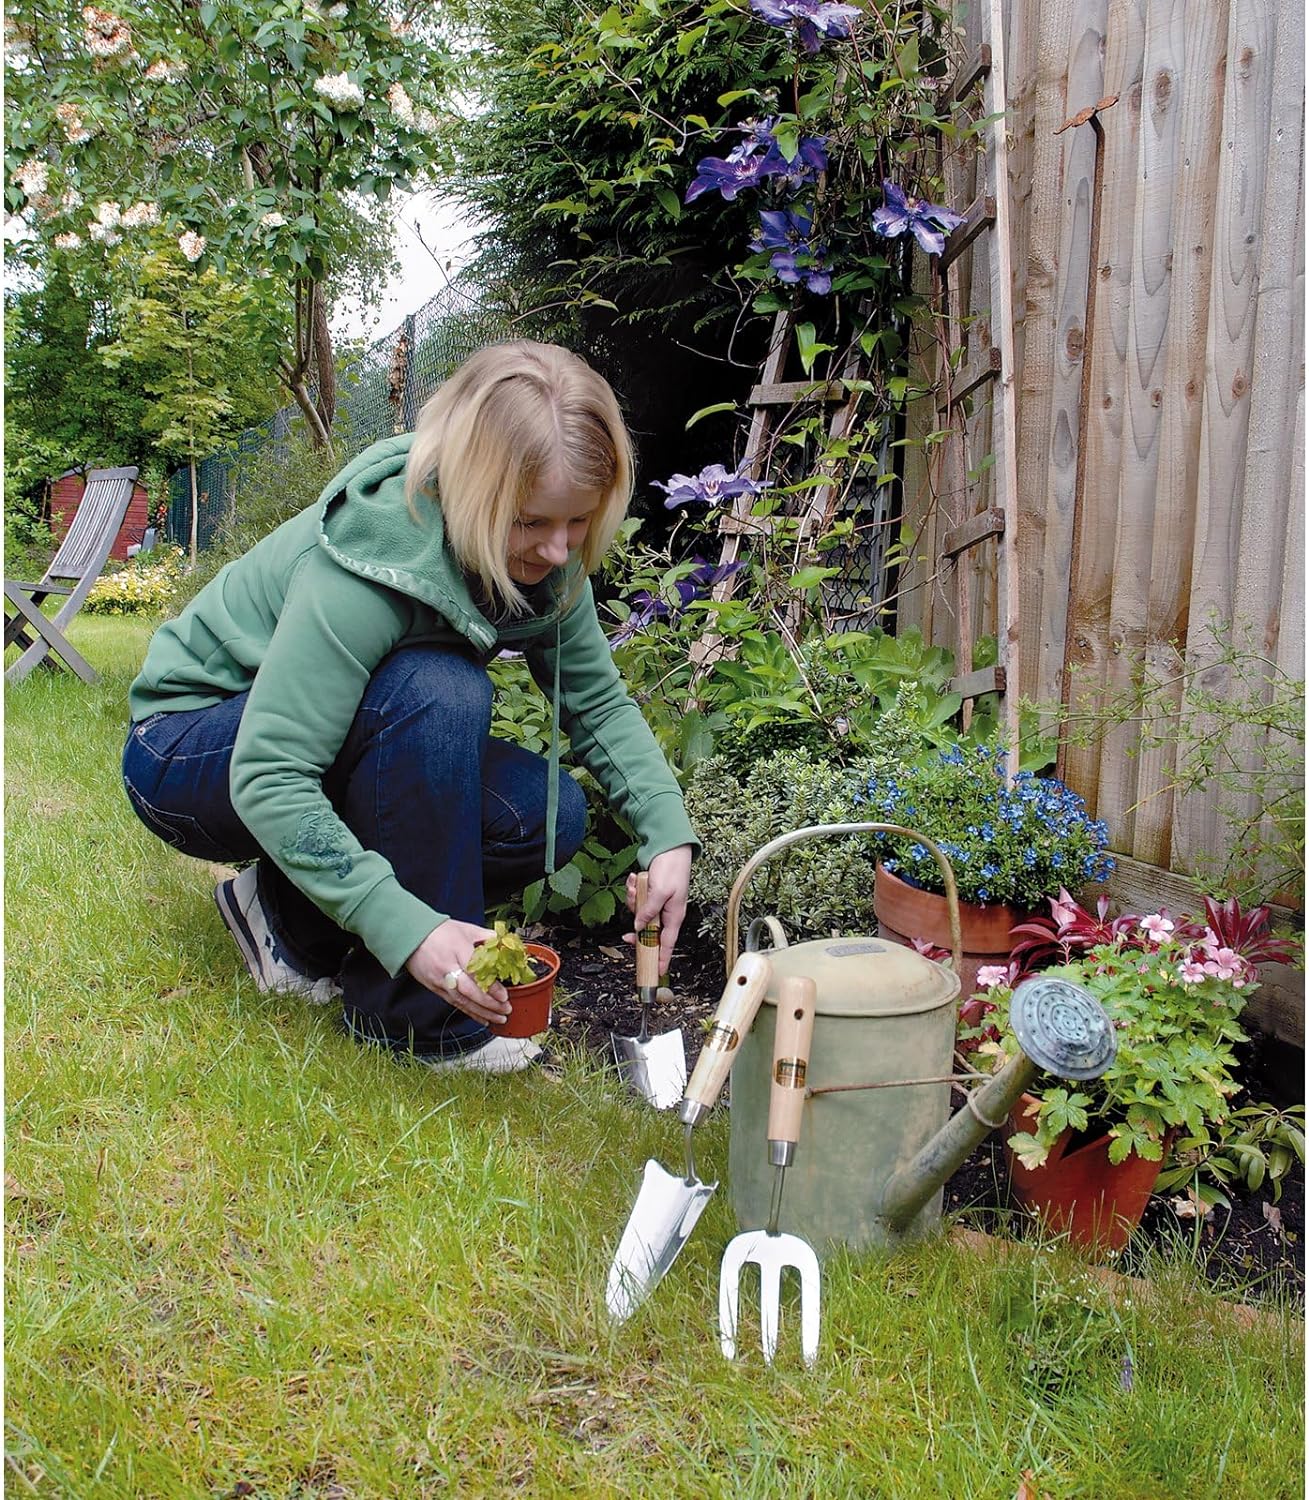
[465,921,561,1037]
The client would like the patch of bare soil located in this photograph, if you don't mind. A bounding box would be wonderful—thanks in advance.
[540,914,1304,1308]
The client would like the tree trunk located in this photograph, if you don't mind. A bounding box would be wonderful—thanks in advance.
[311,283,337,435]
[279,364,335,452]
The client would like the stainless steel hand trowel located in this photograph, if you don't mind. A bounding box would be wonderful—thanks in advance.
[605,950,773,1322]
[611,872,687,1110]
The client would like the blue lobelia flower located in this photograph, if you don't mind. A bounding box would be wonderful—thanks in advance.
[750,0,862,53]
[652,464,762,509]
[871,180,965,256]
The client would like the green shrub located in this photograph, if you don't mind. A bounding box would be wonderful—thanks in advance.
[83,546,189,616]
[684,747,886,945]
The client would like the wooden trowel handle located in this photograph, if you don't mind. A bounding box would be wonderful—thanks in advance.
[768,974,817,1153]
[679,951,772,1123]
[634,871,660,991]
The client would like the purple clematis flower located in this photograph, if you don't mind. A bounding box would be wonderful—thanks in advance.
[652,464,762,508]
[870,179,965,256]
[674,556,748,606]
[609,559,749,647]
[750,0,862,54]
[751,207,832,294]
[686,117,828,203]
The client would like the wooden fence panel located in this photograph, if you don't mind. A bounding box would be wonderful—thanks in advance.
[926,0,1303,915]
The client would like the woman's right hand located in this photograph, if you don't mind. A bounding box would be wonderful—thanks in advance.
[405,919,511,1025]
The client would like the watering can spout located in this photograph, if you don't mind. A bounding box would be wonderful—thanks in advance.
[877,977,1118,1234]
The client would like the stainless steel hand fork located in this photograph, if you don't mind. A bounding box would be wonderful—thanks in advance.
[718,973,821,1367]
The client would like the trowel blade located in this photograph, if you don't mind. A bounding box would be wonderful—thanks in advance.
[611,1025,688,1111]
[605,1156,717,1322]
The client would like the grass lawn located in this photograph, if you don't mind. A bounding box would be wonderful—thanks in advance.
[6,617,1305,1499]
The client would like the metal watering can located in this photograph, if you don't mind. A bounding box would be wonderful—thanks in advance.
[724,824,1119,1251]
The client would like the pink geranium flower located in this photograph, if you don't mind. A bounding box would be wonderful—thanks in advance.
[1139,913,1175,944]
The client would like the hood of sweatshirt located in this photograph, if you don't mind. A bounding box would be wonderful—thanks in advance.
[314,432,577,653]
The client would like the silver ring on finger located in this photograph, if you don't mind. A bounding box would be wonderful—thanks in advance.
[442,967,465,991]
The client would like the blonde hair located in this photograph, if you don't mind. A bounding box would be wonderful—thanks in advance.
[405,340,634,615]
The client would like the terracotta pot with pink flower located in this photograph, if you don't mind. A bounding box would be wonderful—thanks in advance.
[981,891,1299,1252]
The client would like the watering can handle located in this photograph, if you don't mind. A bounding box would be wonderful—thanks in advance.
[723,822,963,979]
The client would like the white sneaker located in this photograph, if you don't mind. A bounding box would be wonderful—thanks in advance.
[421,1035,544,1075]
[215,865,342,1004]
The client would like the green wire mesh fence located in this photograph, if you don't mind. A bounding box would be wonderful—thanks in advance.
[166,277,507,550]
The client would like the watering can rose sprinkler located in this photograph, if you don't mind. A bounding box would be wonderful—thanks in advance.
[605,824,1118,1324]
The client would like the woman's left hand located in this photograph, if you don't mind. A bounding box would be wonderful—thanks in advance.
[625,844,694,973]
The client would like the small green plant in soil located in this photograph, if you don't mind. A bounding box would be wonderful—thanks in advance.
[465,920,541,988]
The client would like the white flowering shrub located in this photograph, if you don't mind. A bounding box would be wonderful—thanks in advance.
[84,546,188,615]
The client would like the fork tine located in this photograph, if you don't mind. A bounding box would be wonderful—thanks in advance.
[718,1261,740,1359]
[795,1241,822,1367]
[758,1257,783,1364]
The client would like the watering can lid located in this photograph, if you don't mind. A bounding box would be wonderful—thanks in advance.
[759,936,960,1017]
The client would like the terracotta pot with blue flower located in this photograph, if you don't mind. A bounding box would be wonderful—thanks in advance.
[866,741,1115,997]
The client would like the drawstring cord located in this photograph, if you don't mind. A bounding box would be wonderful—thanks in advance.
[544,617,561,874]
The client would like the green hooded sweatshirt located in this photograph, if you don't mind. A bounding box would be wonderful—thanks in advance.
[129,434,700,976]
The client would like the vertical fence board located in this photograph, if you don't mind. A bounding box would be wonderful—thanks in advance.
[1057,1,1143,813]
[1013,0,1087,715]
[947,0,1301,909]
[1130,0,1227,868]
[1095,0,1187,852]
[1172,0,1278,874]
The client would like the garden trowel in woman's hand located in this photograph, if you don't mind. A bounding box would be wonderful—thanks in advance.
[611,872,687,1110]
[605,950,774,1322]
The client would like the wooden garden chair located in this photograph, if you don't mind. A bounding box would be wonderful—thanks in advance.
[4,464,139,685]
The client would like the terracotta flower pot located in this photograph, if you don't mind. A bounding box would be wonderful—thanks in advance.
[1003,1092,1173,1254]
[873,861,1025,1000]
[487,942,560,1039]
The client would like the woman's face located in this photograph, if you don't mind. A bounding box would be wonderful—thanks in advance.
[507,468,602,585]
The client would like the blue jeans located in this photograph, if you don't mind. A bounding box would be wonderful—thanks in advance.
[122,645,587,1057]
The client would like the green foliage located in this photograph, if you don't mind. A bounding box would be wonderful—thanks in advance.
[486,655,640,930]
[83,545,188,616]
[5,266,154,468]
[5,0,453,435]
[100,246,285,457]
[446,0,787,330]
[683,747,885,945]
[464,920,539,988]
[166,433,344,610]
[870,742,1114,909]
[993,937,1255,1172]
[679,677,1075,942]
[1156,1101,1306,1211]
